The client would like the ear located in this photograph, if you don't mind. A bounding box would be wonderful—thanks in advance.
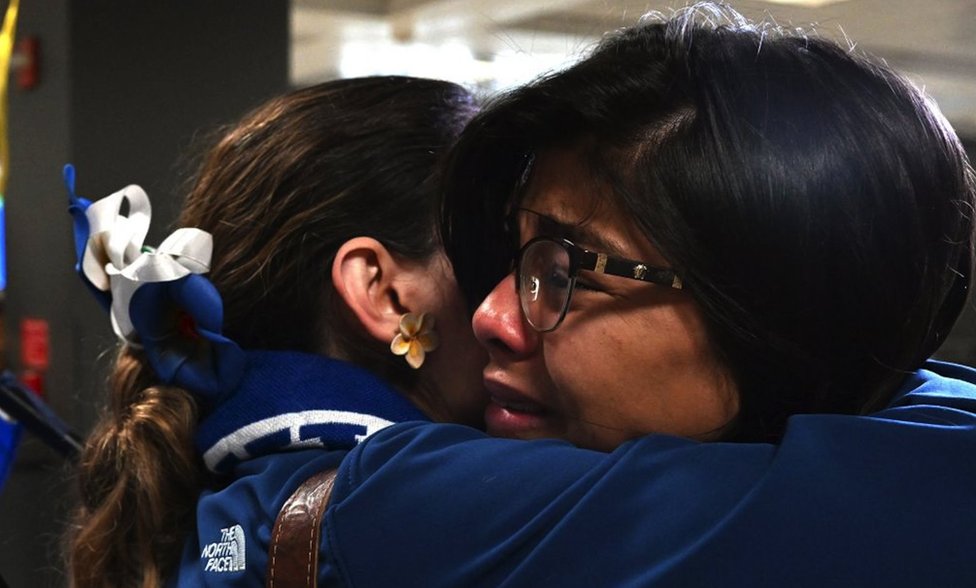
[332,237,409,345]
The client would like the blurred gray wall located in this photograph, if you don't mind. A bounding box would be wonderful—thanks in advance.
[0,2,288,585]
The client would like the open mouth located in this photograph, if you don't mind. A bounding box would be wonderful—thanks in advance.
[491,397,545,414]
[483,384,551,438]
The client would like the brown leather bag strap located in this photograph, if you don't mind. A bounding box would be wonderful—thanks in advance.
[266,468,339,588]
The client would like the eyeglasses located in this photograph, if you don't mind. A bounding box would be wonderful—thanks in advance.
[515,236,683,332]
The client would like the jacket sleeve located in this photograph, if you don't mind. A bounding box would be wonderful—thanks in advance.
[322,395,976,588]
[322,423,774,587]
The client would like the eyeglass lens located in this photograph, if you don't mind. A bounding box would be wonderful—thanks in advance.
[519,239,573,331]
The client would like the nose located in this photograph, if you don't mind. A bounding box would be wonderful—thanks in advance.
[472,272,538,359]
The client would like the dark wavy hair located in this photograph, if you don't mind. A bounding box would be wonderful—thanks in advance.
[69,76,477,587]
[442,4,976,442]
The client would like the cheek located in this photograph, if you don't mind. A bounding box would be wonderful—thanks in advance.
[421,263,490,425]
[544,298,734,439]
[542,319,629,409]
[451,320,488,381]
[438,306,489,420]
[635,302,738,434]
[645,304,713,372]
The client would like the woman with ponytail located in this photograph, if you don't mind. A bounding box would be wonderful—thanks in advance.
[66,76,485,586]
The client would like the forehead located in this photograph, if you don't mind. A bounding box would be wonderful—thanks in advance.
[521,147,608,220]
[519,146,664,264]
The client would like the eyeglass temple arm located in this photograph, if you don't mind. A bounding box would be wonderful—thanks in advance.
[578,250,683,289]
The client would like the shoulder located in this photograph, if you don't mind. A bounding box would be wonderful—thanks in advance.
[326,423,610,584]
[172,448,346,586]
[339,422,599,482]
[333,422,609,524]
[326,423,777,585]
[324,383,976,585]
[887,360,976,415]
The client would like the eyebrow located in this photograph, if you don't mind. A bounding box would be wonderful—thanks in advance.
[518,208,632,259]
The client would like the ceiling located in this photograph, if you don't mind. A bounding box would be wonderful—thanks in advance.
[291,0,976,136]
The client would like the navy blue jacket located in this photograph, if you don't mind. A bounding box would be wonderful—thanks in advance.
[173,361,976,586]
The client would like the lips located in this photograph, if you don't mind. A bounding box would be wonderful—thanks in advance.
[483,375,551,438]
[491,398,544,413]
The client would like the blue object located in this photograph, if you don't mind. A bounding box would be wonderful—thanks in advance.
[0,194,6,292]
[0,371,81,459]
[326,360,976,586]
[193,350,426,473]
[64,164,110,311]
[65,163,246,399]
[0,411,20,491]
[129,275,245,403]
[171,350,426,583]
[169,358,976,585]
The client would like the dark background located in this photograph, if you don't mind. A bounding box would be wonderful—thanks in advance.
[0,2,288,585]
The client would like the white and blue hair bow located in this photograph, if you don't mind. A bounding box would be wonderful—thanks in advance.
[65,165,244,401]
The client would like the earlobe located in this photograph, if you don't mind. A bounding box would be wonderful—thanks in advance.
[331,237,404,345]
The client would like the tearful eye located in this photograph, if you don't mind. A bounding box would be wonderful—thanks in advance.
[517,236,577,332]
[545,265,571,290]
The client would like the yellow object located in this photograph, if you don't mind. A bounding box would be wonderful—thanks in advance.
[0,0,20,195]
[390,312,439,369]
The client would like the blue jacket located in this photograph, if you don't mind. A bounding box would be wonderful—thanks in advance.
[174,360,976,586]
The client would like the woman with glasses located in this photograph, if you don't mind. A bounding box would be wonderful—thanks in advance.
[477,177,734,449]
[312,4,976,586]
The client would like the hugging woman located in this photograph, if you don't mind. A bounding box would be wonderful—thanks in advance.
[66,77,485,586]
[319,5,976,587]
[65,4,975,588]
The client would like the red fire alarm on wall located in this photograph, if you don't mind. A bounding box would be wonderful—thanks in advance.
[20,317,49,372]
[19,317,49,396]
[12,35,39,90]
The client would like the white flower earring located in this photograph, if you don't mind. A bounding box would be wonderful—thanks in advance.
[390,312,439,369]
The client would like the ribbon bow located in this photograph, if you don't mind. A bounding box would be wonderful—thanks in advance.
[65,165,244,400]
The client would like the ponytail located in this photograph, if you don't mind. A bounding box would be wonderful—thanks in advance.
[68,348,202,587]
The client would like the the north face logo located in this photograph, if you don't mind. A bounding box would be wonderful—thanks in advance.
[201,524,246,573]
